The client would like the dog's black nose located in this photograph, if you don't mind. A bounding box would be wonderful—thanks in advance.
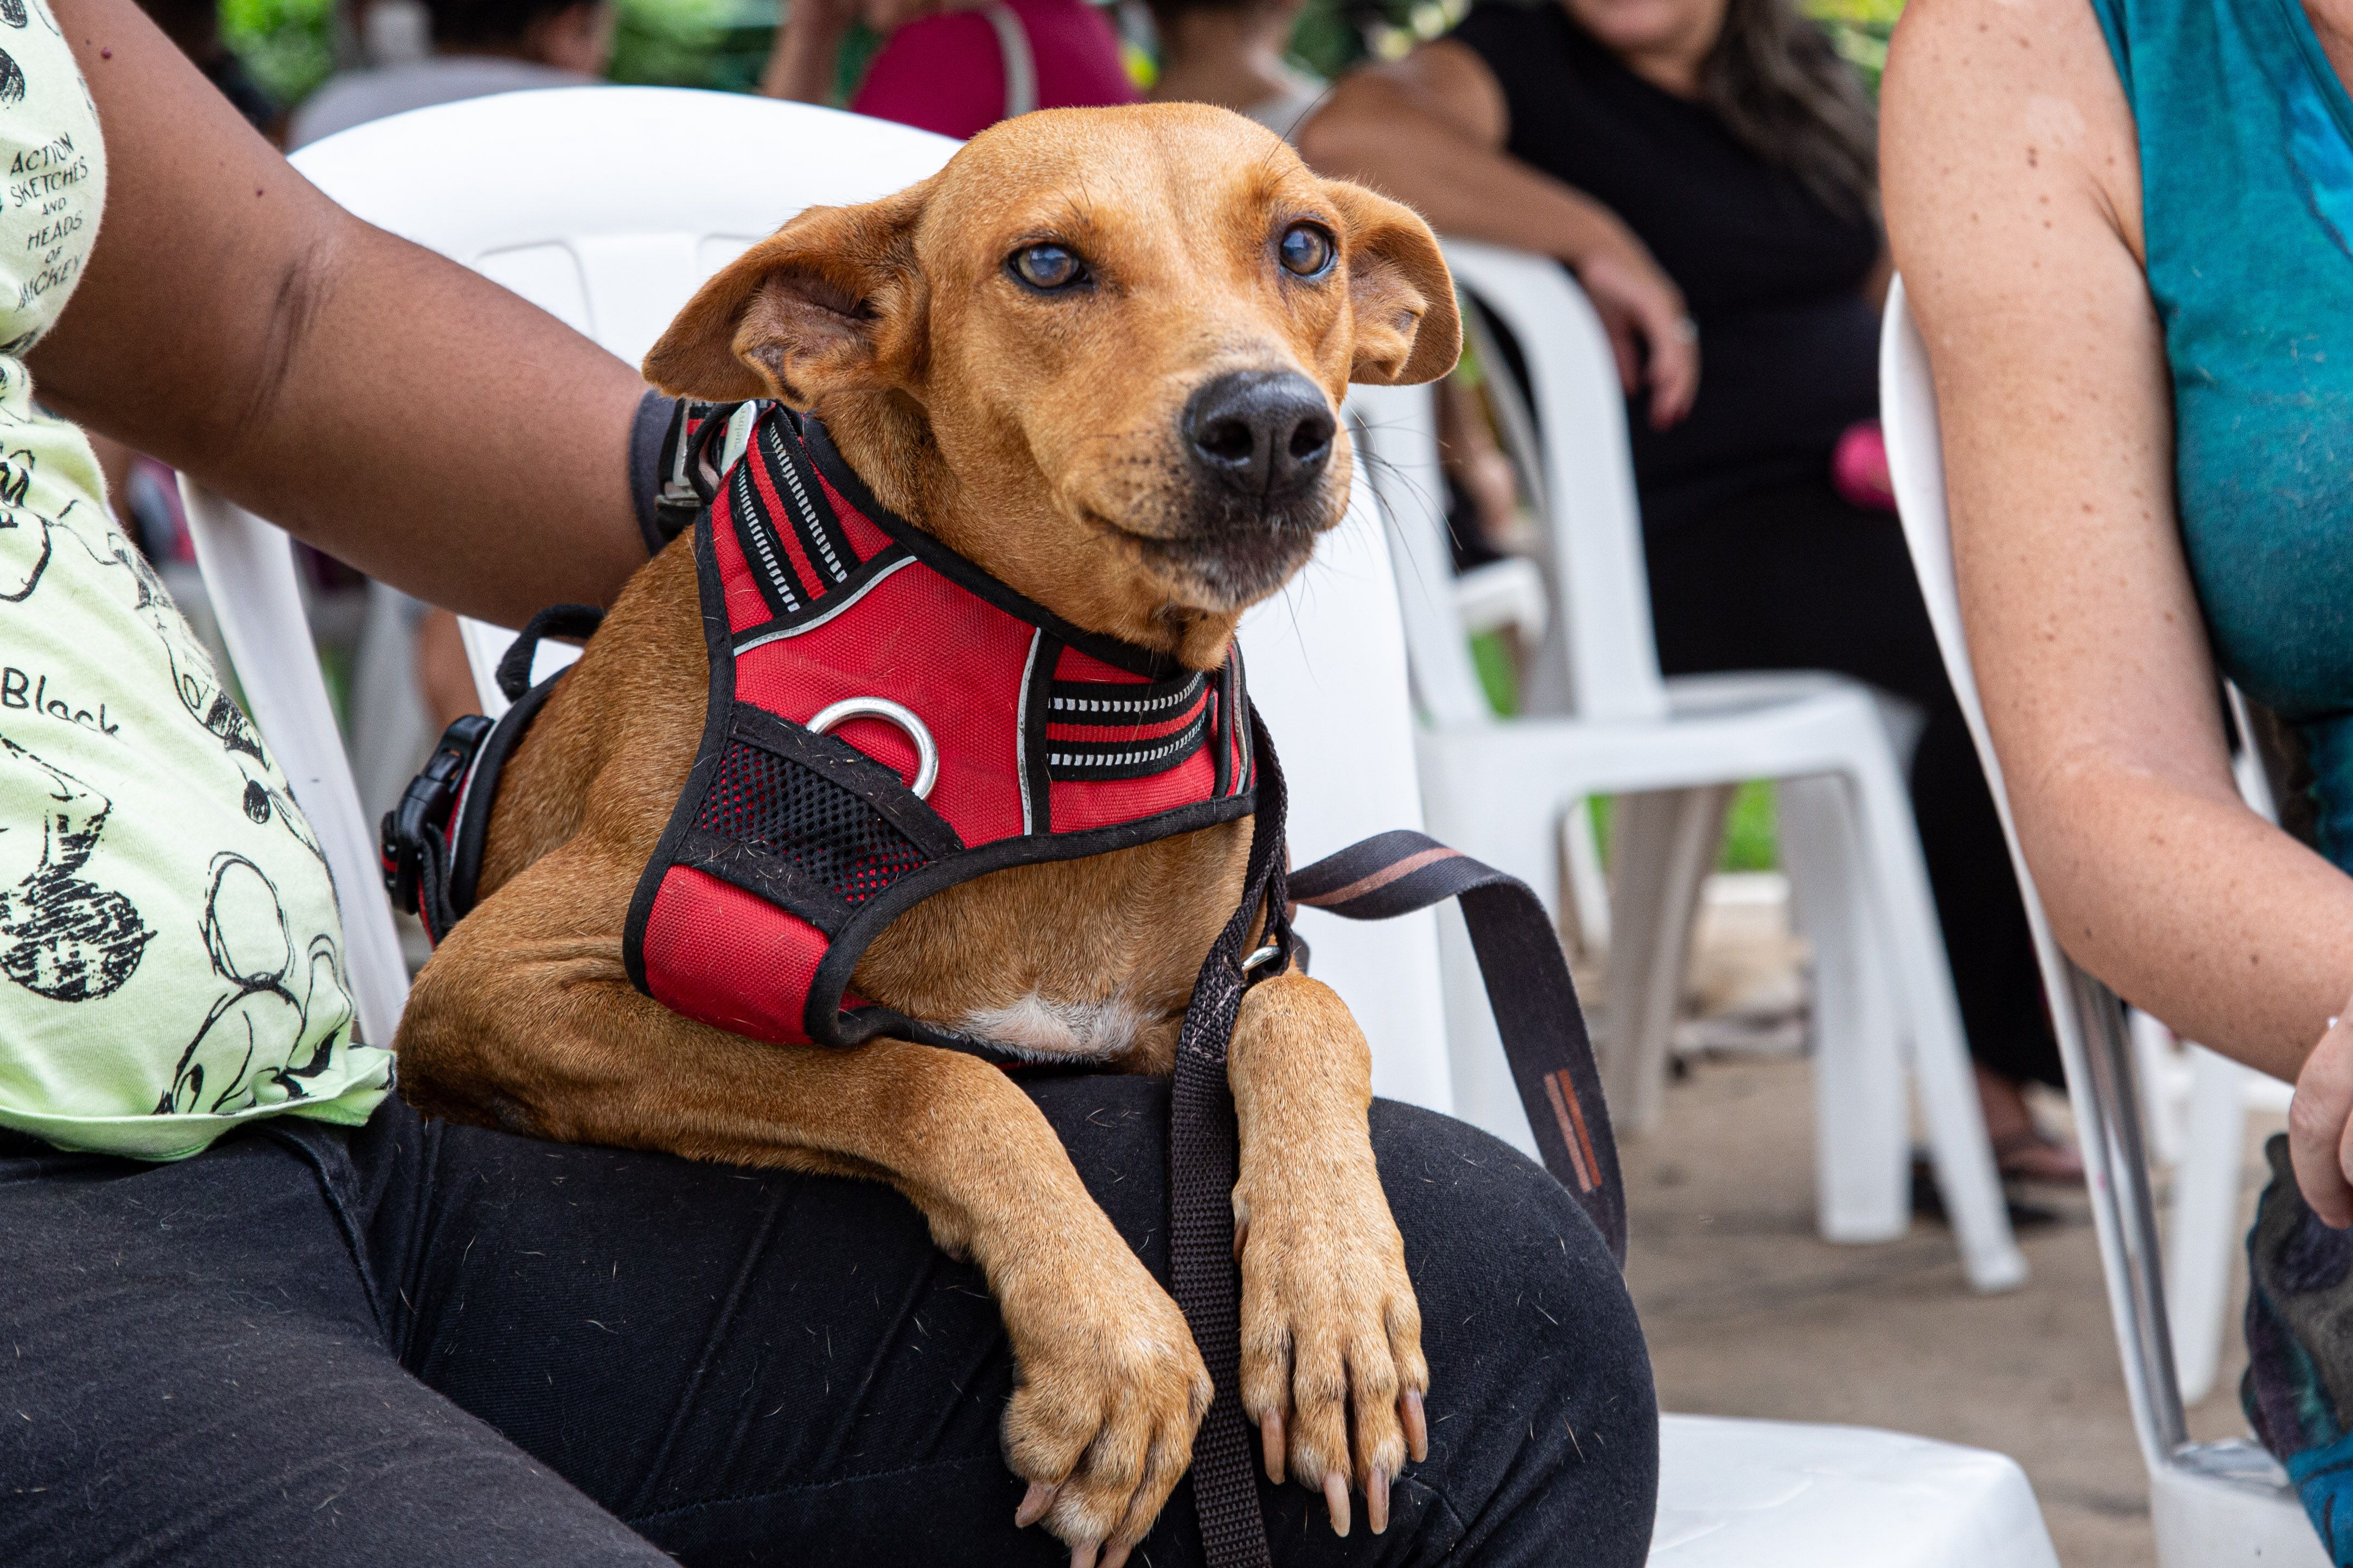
[1184,371,1336,499]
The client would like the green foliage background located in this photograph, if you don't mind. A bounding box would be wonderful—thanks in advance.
[224,0,1902,112]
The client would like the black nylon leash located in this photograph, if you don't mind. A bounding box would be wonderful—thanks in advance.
[1287,830,1625,1264]
[1167,713,1293,1568]
[1166,728,1624,1568]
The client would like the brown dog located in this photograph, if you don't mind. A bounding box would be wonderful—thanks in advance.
[392,103,1459,1564]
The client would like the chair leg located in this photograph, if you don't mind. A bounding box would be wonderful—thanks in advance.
[1780,775,1910,1243]
[1558,796,1612,961]
[1604,785,1731,1134]
[1421,782,1568,1159]
[2166,1044,2254,1405]
[1842,747,2029,1292]
[2133,1007,2192,1170]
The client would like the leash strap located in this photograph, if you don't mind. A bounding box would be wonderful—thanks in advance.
[1289,831,1626,1263]
[1169,712,1294,1568]
[494,603,604,702]
[1169,732,1622,1568]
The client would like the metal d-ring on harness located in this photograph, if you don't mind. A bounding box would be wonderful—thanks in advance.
[382,399,1625,1568]
[807,696,940,799]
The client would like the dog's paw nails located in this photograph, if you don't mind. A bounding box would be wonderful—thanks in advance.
[1401,1388,1428,1463]
[1016,1481,1059,1529]
[1367,1465,1391,1535]
[1322,1470,1350,1537]
[1259,1408,1285,1484]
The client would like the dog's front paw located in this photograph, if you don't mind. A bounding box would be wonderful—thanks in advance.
[1002,1247,1211,1568]
[1234,1162,1428,1537]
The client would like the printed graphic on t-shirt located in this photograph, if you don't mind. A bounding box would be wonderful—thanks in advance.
[0,735,146,1001]
[0,472,374,1132]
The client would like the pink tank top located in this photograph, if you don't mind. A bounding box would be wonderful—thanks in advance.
[850,0,1138,141]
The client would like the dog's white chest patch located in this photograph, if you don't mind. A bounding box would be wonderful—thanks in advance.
[961,992,1148,1060]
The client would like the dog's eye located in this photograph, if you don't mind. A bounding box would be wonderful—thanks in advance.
[1278,225,1335,279]
[1009,243,1085,291]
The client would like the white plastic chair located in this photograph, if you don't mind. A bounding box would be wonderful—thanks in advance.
[1882,277,2325,1567]
[1350,239,2025,1294]
[1651,1415,2057,1566]
[179,490,410,1047]
[2124,679,2298,1404]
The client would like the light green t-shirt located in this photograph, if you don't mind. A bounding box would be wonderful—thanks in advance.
[0,0,390,1158]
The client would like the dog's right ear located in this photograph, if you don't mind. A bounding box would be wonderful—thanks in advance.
[642,179,934,406]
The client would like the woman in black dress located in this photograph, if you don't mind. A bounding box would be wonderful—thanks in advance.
[1302,0,2076,1176]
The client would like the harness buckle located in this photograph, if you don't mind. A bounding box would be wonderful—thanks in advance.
[380,713,494,914]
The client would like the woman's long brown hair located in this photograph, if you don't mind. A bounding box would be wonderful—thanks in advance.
[1700,0,1879,223]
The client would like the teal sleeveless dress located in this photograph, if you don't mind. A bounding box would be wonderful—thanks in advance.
[2089,0,2353,859]
[2091,0,2353,1548]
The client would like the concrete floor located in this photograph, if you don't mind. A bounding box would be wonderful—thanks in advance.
[1624,1051,2279,1567]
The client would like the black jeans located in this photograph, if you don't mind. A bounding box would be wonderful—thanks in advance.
[1644,477,2063,1089]
[0,1080,1655,1567]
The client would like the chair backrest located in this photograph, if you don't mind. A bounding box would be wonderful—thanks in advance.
[187,89,1455,1105]
[1237,458,1453,1112]
[1437,241,1669,724]
[283,87,965,714]
[1346,382,1497,727]
[1882,277,2210,1481]
[178,91,958,1038]
[180,484,412,1047]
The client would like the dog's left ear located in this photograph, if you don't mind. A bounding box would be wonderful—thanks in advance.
[643,180,934,406]
[1324,181,1461,387]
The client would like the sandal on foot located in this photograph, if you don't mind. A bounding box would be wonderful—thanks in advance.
[1992,1127,2085,1186]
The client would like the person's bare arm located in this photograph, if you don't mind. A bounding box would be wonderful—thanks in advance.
[1885,0,2353,1090]
[31,0,649,626]
[760,0,857,101]
[1298,41,1698,427]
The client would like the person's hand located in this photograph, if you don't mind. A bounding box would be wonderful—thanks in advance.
[2290,1006,2353,1225]
[1568,239,1699,431]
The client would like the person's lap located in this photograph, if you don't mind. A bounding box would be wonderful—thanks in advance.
[0,1113,660,1567]
[0,1077,1655,1567]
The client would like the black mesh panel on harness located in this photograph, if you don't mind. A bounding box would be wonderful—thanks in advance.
[692,740,929,908]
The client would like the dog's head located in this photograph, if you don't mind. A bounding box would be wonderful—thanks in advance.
[643,103,1458,663]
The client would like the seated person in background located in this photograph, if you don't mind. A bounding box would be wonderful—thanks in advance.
[1145,0,1532,598]
[1886,0,2353,1551]
[1146,0,1323,141]
[762,0,1136,139]
[1303,0,2077,1176]
[289,0,613,148]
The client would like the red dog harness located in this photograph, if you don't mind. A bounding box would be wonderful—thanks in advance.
[384,399,1625,1568]
[629,404,1260,1056]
